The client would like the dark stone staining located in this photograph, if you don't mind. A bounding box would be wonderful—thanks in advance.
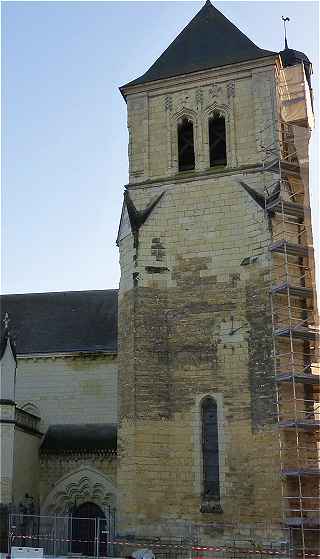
[245,275,276,431]
[230,273,240,287]
[133,272,139,286]
[124,256,248,420]
[151,238,166,261]
[200,501,223,513]
[131,288,172,420]
[121,253,275,435]
[119,253,281,520]
[172,255,211,287]
[172,346,217,370]
[118,291,136,420]
[241,256,258,266]
[145,266,169,274]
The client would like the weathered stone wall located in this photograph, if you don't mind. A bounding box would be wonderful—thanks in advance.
[13,428,41,505]
[0,416,15,504]
[0,341,16,504]
[118,58,282,538]
[15,354,118,428]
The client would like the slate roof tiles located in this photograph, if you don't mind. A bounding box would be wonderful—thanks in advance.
[0,289,118,355]
[121,0,276,91]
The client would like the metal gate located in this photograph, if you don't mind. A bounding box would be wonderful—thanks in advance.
[8,508,116,558]
[98,508,116,557]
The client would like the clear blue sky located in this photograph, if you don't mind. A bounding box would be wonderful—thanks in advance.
[1,1,319,295]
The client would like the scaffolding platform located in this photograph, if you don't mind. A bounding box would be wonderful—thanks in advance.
[275,372,320,385]
[274,326,318,341]
[266,199,307,218]
[270,283,314,298]
[270,241,312,257]
[279,160,301,175]
[285,518,320,528]
[281,469,320,478]
[263,159,301,176]
[278,420,320,430]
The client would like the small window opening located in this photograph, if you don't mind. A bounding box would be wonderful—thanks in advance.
[178,117,195,172]
[209,112,227,167]
[202,397,220,500]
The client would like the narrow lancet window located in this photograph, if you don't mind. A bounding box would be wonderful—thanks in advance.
[202,397,220,500]
[209,112,227,166]
[178,117,195,172]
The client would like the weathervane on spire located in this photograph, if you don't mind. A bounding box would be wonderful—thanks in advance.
[282,16,290,49]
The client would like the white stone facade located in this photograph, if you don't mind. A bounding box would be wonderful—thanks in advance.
[15,354,118,429]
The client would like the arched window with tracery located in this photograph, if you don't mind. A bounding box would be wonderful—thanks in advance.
[178,117,195,172]
[201,396,220,500]
[209,112,227,167]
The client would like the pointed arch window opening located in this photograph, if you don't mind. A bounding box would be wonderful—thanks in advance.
[178,117,195,172]
[209,111,227,167]
[201,396,220,500]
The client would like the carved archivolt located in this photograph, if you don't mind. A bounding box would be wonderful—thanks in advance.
[42,466,117,514]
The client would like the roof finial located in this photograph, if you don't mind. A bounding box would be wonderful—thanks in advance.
[2,312,10,331]
[282,16,290,49]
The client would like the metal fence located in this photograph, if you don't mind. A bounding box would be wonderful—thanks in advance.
[6,510,116,558]
[1,513,319,559]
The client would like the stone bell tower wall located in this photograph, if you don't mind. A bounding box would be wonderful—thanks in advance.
[125,59,278,187]
[118,58,283,537]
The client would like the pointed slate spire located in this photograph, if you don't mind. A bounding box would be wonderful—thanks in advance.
[121,1,275,90]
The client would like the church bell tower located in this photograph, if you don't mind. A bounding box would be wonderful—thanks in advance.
[117,1,318,551]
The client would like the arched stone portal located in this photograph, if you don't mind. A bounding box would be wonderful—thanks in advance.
[42,466,117,514]
[41,467,117,557]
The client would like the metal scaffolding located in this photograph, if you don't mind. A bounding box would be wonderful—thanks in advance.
[261,62,319,559]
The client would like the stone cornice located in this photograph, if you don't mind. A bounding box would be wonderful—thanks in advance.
[126,163,265,191]
[121,55,278,100]
[0,418,42,438]
[0,399,15,406]
[17,351,117,361]
[40,448,117,458]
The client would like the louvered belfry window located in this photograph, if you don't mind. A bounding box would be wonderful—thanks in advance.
[202,397,220,499]
[209,112,227,167]
[178,117,195,172]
